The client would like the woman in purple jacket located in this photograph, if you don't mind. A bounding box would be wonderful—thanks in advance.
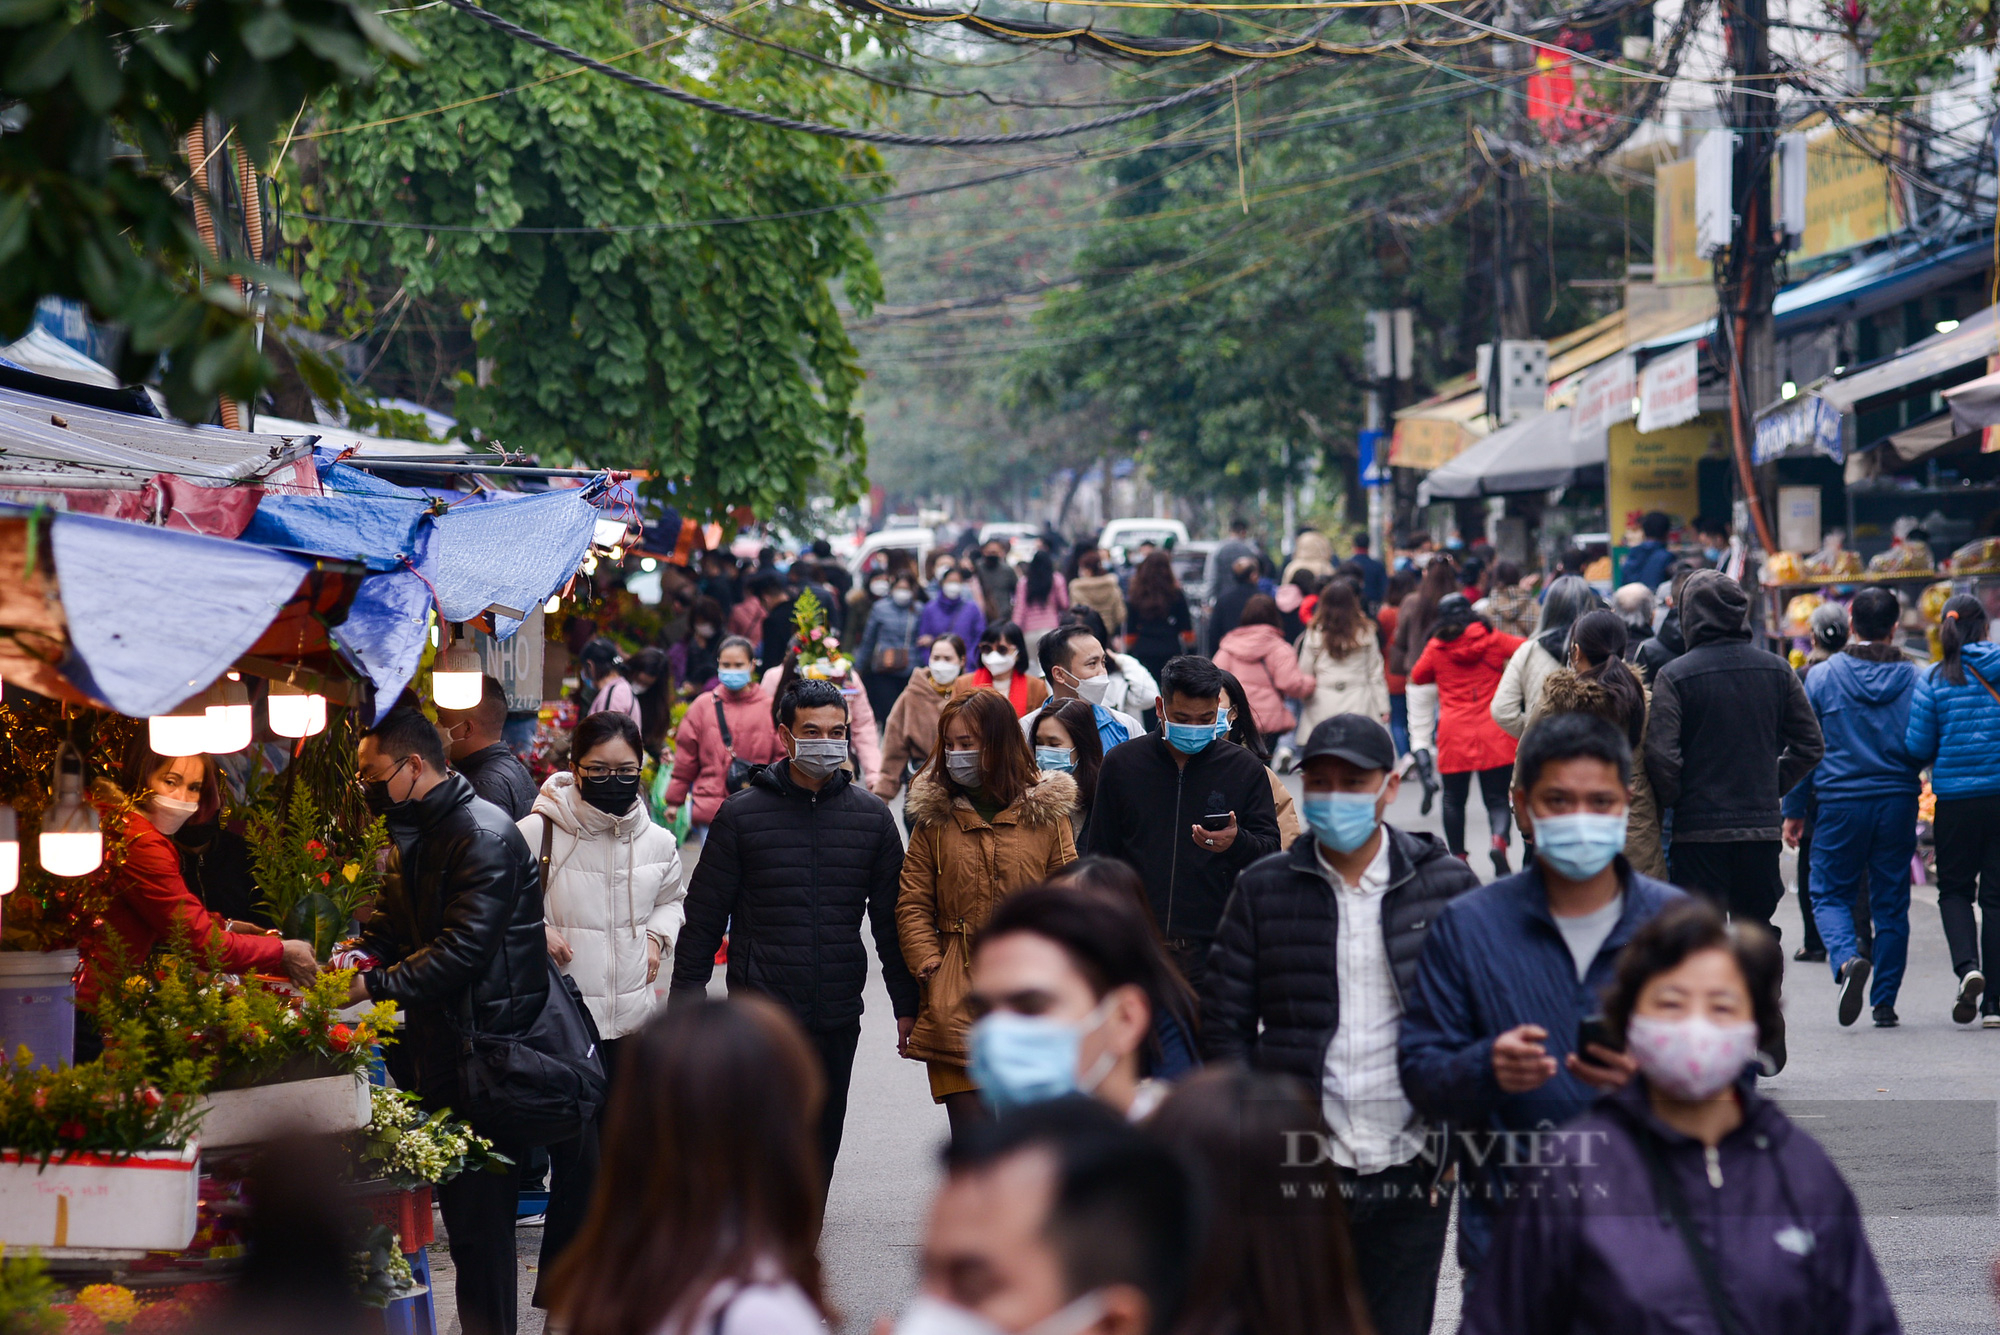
[915,563,985,667]
[1465,898,1899,1335]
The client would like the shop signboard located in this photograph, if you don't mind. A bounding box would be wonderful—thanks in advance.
[1607,413,1723,538]
[1654,157,1702,285]
[475,606,545,713]
[1799,119,1899,261]
[1571,355,1636,440]
[1389,413,1479,470]
[1637,344,1701,433]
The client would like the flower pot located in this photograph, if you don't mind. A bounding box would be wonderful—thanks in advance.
[194,1072,372,1149]
[0,1145,199,1251]
[0,949,79,1070]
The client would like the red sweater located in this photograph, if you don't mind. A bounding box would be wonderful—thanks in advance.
[78,809,284,1006]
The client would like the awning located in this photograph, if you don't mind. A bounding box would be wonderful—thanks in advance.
[1816,303,2000,414]
[0,327,121,388]
[1884,412,1979,463]
[1417,408,1606,501]
[255,414,474,458]
[1945,367,2000,431]
[0,386,314,483]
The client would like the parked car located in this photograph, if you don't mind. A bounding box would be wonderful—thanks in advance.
[848,526,936,580]
[1173,540,1221,648]
[1099,517,1190,568]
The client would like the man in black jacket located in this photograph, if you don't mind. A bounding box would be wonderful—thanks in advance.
[351,708,549,1335]
[1645,569,1823,935]
[672,677,918,1185]
[436,674,538,819]
[1086,655,1282,989]
[1204,715,1479,1335]
[1634,559,1700,683]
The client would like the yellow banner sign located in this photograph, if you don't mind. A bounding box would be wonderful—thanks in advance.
[1654,156,1702,286]
[1607,414,1725,538]
[1390,414,1479,471]
[1800,122,1899,261]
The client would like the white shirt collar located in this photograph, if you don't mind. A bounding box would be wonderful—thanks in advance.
[1314,830,1391,895]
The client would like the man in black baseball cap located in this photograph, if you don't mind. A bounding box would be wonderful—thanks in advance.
[1202,714,1479,1335]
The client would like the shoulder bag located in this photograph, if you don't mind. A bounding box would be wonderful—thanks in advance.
[450,820,608,1147]
[872,611,914,675]
[714,695,757,794]
[1633,1127,1747,1335]
[1964,662,2000,710]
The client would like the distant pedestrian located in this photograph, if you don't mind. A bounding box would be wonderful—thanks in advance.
[670,596,725,698]
[1013,548,1070,666]
[1295,576,1391,736]
[1207,556,1262,654]
[857,569,923,725]
[1069,546,1127,636]
[1463,899,1898,1335]
[1536,609,1666,877]
[436,674,539,820]
[973,539,1017,625]
[1212,593,1315,754]
[1214,515,1265,575]
[1492,575,1601,742]
[664,637,782,844]
[1203,715,1477,1335]
[1483,560,1536,638]
[1033,622,1143,748]
[1086,656,1283,988]
[1791,600,1858,965]
[898,689,1078,1134]
[917,565,986,666]
[876,634,965,802]
[1634,560,1701,683]
[1645,570,1823,940]
[579,638,643,728]
[1611,583,1655,656]
[1125,550,1195,685]
[1400,712,1681,1273]
[1150,1068,1371,1335]
[670,679,918,1187]
[1348,530,1387,607]
[1408,594,1523,877]
[1379,568,1418,754]
[1216,670,1300,846]
[1391,554,1457,684]
[1782,587,1919,1028]
[546,998,832,1335]
[1906,593,2000,1027]
[1618,510,1675,590]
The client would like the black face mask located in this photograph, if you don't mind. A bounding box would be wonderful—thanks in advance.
[362,758,414,817]
[579,772,641,816]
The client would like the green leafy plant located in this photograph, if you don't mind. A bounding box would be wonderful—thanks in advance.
[0,1247,62,1335]
[0,1045,204,1165]
[246,786,385,960]
[356,1087,508,1187]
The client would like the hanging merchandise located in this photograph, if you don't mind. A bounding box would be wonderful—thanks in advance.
[37,742,101,877]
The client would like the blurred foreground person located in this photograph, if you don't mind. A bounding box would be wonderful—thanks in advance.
[897,1097,1196,1335]
[549,998,832,1335]
[219,1136,370,1335]
[1464,899,1899,1335]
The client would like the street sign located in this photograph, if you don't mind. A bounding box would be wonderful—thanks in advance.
[1358,429,1388,488]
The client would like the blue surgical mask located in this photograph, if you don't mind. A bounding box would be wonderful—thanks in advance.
[1302,781,1387,854]
[1164,716,1216,755]
[718,668,752,692]
[967,1003,1113,1114]
[1212,709,1231,741]
[1533,811,1629,881]
[1035,746,1076,773]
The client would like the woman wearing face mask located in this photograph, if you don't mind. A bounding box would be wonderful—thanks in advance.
[670,596,726,699]
[1537,609,1666,878]
[76,741,318,1059]
[876,634,966,802]
[858,570,924,728]
[916,562,986,666]
[1013,549,1070,671]
[1490,574,1602,742]
[545,997,831,1335]
[1125,550,1194,688]
[1029,698,1104,842]
[523,710,685,1307]
[953,621,1049,719]
[1214,670,1302,848]
[1465,898,1897,1335]
[898,690,1078,1135]
[624,646,674,761]
[580,637,643,727]
[1296,576,1391,738]
[846,564,888,647]
[666,636,784,844]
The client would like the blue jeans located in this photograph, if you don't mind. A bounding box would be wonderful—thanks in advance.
[1390,693,1409,757]
[1809,793,1918,1007]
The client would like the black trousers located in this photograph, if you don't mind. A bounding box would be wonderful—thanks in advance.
[1936,795,2000,1011]
[1440,766,1512,856]
[435,1139,524,1335]
[1337,1159,1451,1335]
[804,1021,862,1191]
[1165,938,1212,995]
[1670,839,1786,938]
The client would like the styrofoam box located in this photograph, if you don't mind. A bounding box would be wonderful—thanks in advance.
[195,1072,372,1149]
[0,1145,199,1250]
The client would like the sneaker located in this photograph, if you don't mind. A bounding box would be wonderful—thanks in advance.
[1954,970,1986,1025]
[1793,946,1828,964]
[1491,836,1511,878]
[1873,1004,1899,1028]
[1984,1014,2000,1029]
[1837,958,1871,1027]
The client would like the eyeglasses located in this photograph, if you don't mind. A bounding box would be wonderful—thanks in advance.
[578,765,643,780]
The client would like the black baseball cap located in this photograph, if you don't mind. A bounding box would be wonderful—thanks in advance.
[1299,715,1396,772]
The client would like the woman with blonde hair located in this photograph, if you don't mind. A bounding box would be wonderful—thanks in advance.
[898,688,1078,1133]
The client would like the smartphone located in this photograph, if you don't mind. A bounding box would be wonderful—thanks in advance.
[1577,1014,1624,1057]
[1198,811,1234,832]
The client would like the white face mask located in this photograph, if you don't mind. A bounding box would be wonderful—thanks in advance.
[982,650,1016,676]
[871,578,892,598]
[892,1292,1107,1335]
[892,588,915,607]
[1065,669,1113,706]
[942,580,965,600]
[147,793,200,836]
[930,660,962,686]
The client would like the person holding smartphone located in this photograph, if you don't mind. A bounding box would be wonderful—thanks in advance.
[1399,711,1683,1278]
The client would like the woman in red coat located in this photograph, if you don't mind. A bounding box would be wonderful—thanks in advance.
[1408,593,1525,877]
[76,743,316,1058]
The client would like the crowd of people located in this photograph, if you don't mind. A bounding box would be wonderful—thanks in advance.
[86,511,2000,1335]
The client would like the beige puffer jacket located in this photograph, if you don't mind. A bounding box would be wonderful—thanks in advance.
[1294,626,1391,737]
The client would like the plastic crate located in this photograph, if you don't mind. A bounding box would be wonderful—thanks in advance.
[357,1185,434,1251]
[380,1244,436,1335]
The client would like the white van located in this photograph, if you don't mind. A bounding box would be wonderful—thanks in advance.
[1098,517,1190,567]
[848,526,936,581]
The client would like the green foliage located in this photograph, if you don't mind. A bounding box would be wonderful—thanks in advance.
[287,0,895,520]
[0,0,413,421]
[0,1248,62,1335]
[246,785,385,959]
[357,1086,509,1187]
[0,1043,204,1164]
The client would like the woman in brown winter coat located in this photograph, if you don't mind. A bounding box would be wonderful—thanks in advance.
[1534,608,1668,877]
[897,688,1078,1134]
[874,634,966,800]
[1392,554,1458,678]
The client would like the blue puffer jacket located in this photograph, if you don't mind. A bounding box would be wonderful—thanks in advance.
[1780,651,1919,816]
[1906,640,2000,799]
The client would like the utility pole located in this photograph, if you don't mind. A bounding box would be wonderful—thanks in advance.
[1722,0,1780,553]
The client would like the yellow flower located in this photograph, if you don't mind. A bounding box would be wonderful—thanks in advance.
[341,862,361,884]
[79,1284,139,1325]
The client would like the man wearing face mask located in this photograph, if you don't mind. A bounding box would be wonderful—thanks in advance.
[1084,656,1281,990]
[435,674,538,820]
[670,678,919,1188]
[1202,715,1478,1335]
[897,1098,1195,1335]
[347,708,549,1335]
[1399,711,1682,1277]
[1025,625,1142,753]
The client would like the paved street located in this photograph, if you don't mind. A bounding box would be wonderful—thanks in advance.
[456,765,2000,1334]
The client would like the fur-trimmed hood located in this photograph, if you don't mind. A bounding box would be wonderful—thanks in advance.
[904,769,1079,830]
[1539,666,1615,719]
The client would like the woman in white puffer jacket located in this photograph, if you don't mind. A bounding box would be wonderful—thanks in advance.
[521,710,687,1058]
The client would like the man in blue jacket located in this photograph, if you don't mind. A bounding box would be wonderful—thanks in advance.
[1782,587,1921,1029]
[1399,711,1682,1274]
[1617,510,1675,591]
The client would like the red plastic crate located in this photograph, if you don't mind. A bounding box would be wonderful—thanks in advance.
[357,1184,434,1251]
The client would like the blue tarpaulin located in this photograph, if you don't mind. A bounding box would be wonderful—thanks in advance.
[426,489,598,633]
[53,513,311,717]
[333,570,436,722]
[239,492,432,572]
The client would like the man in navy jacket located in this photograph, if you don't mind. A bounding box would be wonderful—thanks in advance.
[1782,587,1922,1029]
[1399,712,1683,1273]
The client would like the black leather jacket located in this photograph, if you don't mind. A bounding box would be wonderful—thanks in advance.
[360,773,547,1095]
